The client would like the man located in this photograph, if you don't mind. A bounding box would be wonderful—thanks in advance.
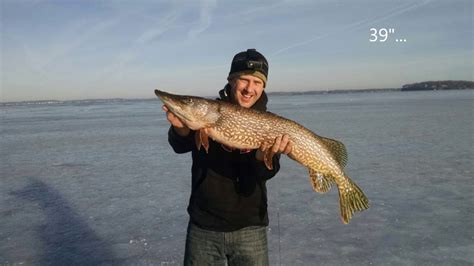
[162,49,292,265]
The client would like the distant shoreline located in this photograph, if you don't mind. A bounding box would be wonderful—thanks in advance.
[268,88,400,96]
[2,82,473,106]
[268,80,474,95]
[267,87,473,96]
[269,80,474,96]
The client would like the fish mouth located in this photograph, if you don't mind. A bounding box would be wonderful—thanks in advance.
[154,90,172,103]
[154,89,192,122]
[154,89,173,110]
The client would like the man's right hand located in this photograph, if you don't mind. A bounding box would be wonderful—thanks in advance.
[162,105,190,137]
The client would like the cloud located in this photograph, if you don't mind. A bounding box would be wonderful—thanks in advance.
[98,8,181,80]
[136,10,179,44]
[31,17,120,71]
[271,0,433,56]
[187,0,217,39]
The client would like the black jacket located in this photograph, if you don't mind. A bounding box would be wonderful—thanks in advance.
[168,85,281,231]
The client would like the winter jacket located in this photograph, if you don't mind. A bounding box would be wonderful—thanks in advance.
[167,85,281,231]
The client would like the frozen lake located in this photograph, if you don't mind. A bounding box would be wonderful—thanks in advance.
[1,90,473,265]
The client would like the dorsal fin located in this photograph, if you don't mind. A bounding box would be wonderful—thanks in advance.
[320,137,348,168]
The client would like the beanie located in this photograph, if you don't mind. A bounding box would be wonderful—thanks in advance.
[227,49,269,87]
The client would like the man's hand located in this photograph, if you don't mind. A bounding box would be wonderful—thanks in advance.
[256,134,293,161]
[162,105,190,137]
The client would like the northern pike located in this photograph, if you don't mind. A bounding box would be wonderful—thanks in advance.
[155,89,369,224]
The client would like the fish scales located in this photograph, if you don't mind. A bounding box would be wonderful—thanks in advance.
[155,90,369,224]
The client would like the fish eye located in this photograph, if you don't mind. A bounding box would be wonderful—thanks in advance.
[181,98,193,104]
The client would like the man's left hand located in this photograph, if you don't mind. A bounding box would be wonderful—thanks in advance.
[256,134,293,161]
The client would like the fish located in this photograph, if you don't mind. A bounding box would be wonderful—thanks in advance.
[155,89,369,224]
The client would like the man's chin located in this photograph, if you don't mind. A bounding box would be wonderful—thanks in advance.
[238,98,255,108]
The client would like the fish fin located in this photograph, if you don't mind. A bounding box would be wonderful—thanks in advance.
[320,137,348,168]
[258,142,274,170]
[338,177,369,224]
[195,129,209,153]
[308,169,333,193]
[263,148,275,170]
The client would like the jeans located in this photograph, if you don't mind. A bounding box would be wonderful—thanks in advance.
[184,222,269,266]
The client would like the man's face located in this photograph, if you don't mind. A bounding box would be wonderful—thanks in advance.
[229,74,265,108]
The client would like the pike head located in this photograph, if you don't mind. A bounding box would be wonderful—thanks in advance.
[155,90,221,130]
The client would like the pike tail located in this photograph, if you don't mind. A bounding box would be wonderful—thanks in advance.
[338,177,369,224]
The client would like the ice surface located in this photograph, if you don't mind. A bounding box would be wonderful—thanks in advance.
[1,90,473,265]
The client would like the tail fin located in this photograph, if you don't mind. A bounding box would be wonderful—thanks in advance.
[338,178,369,224]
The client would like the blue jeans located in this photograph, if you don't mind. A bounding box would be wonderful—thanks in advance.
[184,222,269,265]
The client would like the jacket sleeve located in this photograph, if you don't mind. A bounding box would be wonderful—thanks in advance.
[168,126,195,154]
[250,152,281,180]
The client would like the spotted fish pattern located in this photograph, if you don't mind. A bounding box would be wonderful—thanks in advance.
[155,90,369,224]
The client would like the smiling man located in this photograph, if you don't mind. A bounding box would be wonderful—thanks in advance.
[229,74,264,108]
[225,49,268,108]
[163,49,292,265]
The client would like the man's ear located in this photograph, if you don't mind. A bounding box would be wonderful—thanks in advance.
[228,77,236,87]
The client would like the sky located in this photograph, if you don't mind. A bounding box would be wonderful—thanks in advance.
[1,0,473,102]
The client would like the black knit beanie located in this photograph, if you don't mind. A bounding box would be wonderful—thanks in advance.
[227,49,269,87]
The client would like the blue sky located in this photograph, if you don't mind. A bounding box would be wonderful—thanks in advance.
[1,0,472,101]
